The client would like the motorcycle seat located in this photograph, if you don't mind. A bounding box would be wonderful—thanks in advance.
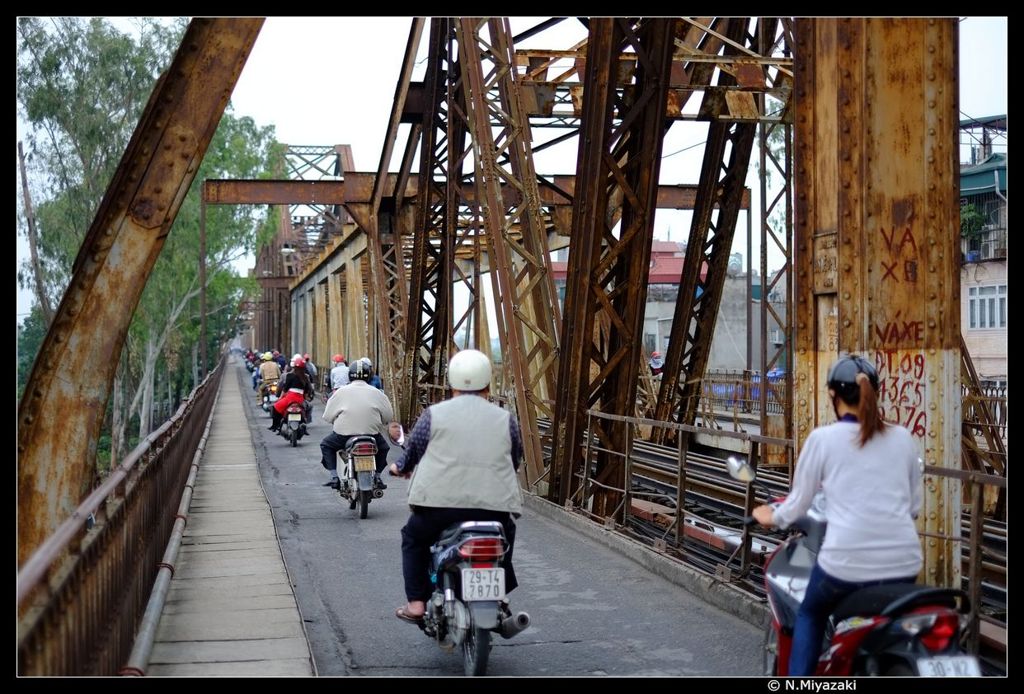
[435,520,505,547]
[833,584,962,621]
[344,435,378,453]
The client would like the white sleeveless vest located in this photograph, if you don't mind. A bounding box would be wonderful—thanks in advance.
[407,395,523,514]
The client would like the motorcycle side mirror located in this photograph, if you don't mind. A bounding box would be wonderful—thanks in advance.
[726,455,756,483]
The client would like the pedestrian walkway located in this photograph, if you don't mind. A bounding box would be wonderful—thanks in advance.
[148,369,315,676]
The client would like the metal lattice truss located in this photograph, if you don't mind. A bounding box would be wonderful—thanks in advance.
[342,18,796,474]
[512,17,793,128]
[756,36,794,460]
[279,145,354,274]
[654,18,782,435]
[403,20,461,420]
[549,18,677,510]
[456,18,563,486]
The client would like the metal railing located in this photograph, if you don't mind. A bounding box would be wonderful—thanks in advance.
[920,465,1007,662]
[571,408,793,580]
[17,355,225,675]
[562,409,1004,665]
[700,369,788,418]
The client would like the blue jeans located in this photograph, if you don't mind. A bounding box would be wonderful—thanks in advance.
[789,562,916,675]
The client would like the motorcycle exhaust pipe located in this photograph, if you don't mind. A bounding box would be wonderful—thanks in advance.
[372,489,384,499]
[498,611,530,639]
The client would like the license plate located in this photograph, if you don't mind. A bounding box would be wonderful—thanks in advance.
[288,414,302,421]
[353,456,376,472]
[461,568,505,601]
[916,655,981,677]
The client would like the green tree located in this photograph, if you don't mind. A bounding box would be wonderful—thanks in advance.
[17,17,187,310]
[17,17,281,472]
[17,306,49,401]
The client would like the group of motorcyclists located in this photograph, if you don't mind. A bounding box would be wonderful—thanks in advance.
[245,347,524,632]
[236,344,970,677]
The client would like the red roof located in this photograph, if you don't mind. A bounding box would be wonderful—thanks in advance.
[551,253,707,284]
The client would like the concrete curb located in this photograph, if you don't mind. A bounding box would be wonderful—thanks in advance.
[521,492,770,630]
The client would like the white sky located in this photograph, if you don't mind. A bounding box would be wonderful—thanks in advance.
[16,17,1008,322]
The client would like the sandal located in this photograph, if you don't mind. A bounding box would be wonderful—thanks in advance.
[395,606,425,624]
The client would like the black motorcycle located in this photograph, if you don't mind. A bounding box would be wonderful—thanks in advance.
[416,520,530,676]
[278,401,307,447]
[336,436,384,519]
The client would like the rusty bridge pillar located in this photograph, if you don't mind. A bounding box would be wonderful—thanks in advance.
[794,18,960,587]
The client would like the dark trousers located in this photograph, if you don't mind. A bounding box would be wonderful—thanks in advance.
[401,507,518,603]
[320,432,389,474]
[789,562,916,675]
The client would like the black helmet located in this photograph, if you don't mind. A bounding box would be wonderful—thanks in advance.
[827,354,879,401]
[349,360,370,382]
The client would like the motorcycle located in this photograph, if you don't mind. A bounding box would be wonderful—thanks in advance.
[726,456,981,677]
[416,520,530,676]
[336,436,384,519]
[278,401,307,447]
[260,380,280,412]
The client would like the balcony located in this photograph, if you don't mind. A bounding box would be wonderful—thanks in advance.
[963,225,1007,263]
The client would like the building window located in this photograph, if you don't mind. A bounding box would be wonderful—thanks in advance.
[968,284,1007,329]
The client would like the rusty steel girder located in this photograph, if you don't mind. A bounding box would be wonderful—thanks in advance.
[17,18,263,567]
[404,19,459,423]
[654,18,770,435]
[203,179,346,205]
[353,18,425,415]
[455,18,563,488]
[548,19,676,511]
[793,18,960,588]
[510,18,792,127]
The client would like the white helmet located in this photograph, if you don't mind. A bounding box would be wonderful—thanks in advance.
[447,349,492,392]
[290,353,302,367]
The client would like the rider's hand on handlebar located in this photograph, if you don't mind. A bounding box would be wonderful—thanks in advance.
[752,504,776,527]
[388,463,411,479]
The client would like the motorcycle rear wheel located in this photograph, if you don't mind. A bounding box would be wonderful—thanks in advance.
[359,490,371,519]
[463,626,491,676]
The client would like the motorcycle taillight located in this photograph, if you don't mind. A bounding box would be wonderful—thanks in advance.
[458,538,504,561]
[919,612,958,652]
[351,443,376,456]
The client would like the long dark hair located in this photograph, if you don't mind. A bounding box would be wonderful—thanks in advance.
[292,365,310,389]
[835,372,886,447]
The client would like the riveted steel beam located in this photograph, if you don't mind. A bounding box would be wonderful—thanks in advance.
[549,19,676,512]
[356,19,425,414]
[17,18,263,567]
[455,18,563,489]
[793,18,960,587]
[404,19,463,424]
[654,18,770,437]
[203,179,347,205]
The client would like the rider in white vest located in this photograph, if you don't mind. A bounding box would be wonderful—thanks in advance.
[389,349,523,623]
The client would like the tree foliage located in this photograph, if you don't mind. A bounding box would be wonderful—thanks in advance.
[17,17,281,471]
[17,17,187,303]
[960,202,986,239]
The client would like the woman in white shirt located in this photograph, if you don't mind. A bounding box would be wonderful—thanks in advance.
[752,354,922,676]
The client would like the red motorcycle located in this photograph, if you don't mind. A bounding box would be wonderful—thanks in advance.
[727,456,981,677]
